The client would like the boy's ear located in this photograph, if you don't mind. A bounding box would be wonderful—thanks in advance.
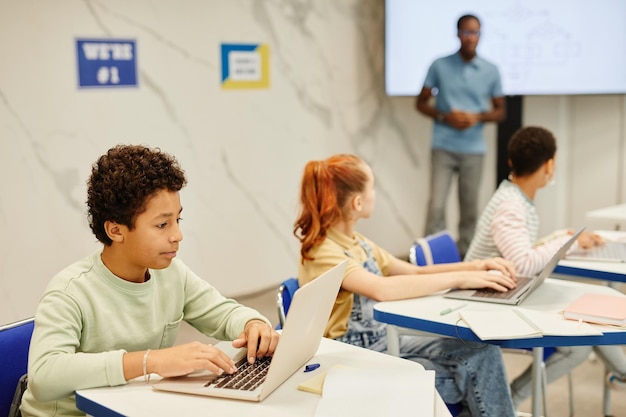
[104,221,124,243]
[545,158,555,175]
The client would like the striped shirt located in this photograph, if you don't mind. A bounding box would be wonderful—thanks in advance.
[465,180,572,277]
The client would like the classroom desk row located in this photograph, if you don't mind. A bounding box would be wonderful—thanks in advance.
[374,259,626,417]
[76,337,452,417]
[76,227,625,417]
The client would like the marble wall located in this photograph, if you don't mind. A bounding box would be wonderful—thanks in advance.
[1,0,624,324]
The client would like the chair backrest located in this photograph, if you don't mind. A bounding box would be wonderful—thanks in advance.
[409,231,461,266]
[0,318,34,417]
[276,278,300,329]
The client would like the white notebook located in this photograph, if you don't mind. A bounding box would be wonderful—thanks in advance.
[314,367,435,417]
[460,308,603,341]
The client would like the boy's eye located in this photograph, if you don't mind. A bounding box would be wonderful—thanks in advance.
[157,218,182,228]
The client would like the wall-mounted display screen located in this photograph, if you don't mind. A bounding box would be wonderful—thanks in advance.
[385,0,626,96]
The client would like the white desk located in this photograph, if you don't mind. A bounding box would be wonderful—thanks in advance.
[586,204,626,230]
[76,337,451,417]
[554,230,626,289]
[374,278,626,417]
[555,259,626,284]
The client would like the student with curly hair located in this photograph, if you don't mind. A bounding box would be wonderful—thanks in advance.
[21,145,279,417]
[294,153,518,417]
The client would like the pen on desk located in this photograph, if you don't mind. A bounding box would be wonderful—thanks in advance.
[440,302,468,316]
[304,363,320,372]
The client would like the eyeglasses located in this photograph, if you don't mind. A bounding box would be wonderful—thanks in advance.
[459,30,480,38]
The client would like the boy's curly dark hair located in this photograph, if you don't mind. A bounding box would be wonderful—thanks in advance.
[86,144,187,245]
[508,126,557,177]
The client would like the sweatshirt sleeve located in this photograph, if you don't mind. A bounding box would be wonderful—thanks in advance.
[27,291,127,402]
[180,265,271,340]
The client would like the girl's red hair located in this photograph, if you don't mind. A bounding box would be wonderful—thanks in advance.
[293,154,368,261]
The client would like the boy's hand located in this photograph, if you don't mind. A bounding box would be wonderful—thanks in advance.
[577,231,604,249]
[232,319,280,364]
[148,342,238,378]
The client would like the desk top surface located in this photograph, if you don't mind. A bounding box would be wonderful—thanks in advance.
[553,230,626,281]
[586,204,626,221]
[556,259,626,282]
[374,278,626,349]
[76,338,451,417]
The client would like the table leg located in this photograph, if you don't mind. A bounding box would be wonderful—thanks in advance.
[608,281,620,290]
[531,347,544,417]
[603,364,612,417]
[386,325,400,356]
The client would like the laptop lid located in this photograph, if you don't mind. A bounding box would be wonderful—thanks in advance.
[444,227,584,305]
[153,260,347,401]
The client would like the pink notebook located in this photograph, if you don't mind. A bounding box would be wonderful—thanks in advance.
[563,293,626,326]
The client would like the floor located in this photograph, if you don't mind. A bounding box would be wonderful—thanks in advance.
[505,349,625,417]
[176,284,626,417]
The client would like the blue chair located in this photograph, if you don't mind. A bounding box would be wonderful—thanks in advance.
[0,317,34,417]
[409,231,461,265]
[276,278,300,329]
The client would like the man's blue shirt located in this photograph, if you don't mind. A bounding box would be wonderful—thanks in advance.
[423,52,503,154]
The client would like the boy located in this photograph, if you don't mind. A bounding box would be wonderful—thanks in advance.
[21,145,279,417]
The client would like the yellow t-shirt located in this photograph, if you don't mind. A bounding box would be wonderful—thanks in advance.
[298,228,394,339]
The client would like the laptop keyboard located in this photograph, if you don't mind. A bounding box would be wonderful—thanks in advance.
[204,356,272,391]
[472,276,533,300]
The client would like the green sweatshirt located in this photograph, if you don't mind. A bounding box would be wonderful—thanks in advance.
[21,251,269,416]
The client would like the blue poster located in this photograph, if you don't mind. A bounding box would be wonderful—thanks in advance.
[76,38,137,88]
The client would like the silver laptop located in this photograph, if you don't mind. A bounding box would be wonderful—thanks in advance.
[565,241,626,263]
[153,260,346,401]
[444,227,584,305]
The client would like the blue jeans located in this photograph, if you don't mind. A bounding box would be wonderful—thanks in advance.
[398,335,515,417]
[425,149,484,257]
[595,344,626,378]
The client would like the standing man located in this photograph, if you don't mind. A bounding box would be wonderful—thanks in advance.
[416,14,506,257]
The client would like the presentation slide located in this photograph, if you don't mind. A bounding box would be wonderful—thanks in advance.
[385,0,626,96]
